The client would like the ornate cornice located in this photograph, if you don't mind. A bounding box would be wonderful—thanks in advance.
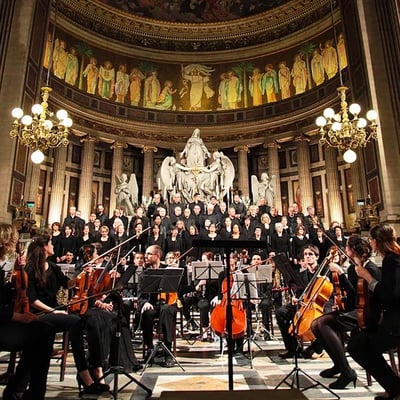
[57,0,336,53]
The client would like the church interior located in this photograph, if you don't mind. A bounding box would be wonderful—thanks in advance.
[1,0,400,399]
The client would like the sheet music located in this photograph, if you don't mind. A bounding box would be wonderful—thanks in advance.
[232,272,259,299]
[57,263,75,278]
[192,261,225,280]
[241,264,273,282]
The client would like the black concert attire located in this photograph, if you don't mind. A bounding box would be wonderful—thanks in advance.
[26,261,96,373]
[51,231,63,261]
[275,265,320,356]
[0,268,55,400]
[290,235,310,267]
[147,232,166,254]
[311,260,381,387]
[62,215,85,235]
[60,234,79,257]
[98,235,116,255]
[271,230,290,257]
[137,267,177,357]
[348,252,400,398]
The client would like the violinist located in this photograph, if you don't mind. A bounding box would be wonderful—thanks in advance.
[25,236,109,396]
[348,224,400,400]
[275,244,321,358]
[0,223,55,400]
[138,245,177,368]
[311,235,381,389]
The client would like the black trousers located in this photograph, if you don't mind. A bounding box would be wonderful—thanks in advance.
[141,303,177,349]
[348,329,400,396]
[275,303,298,353]
[0,320,55,399]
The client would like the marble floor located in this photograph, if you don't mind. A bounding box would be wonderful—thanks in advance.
[1,326,389,400]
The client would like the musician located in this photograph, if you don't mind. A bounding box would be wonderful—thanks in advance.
[0,223,55,400]
[138,245,177,368]
[275,244,321,358]
[348,224,400,400]
[311,236,381,389]
[25,235,108,396]
[250,253,273,341]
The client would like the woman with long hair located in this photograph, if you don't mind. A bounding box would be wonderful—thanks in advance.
[25,234,109,396]
[0,224,55,400]
[348,224,400,400]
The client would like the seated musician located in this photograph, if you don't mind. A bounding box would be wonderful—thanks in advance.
[0,223,55,400]
[138,245,177,368]
[25,235,110,396]
[311,236,381,389]
[275,244,323,358]
[250,253,274,341]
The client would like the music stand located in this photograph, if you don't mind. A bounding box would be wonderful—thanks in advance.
[95,290,152,400]
[139,268,185,374]
[192,261,225,342]
[272,254,339,398]
[231,272,265,368]
[244,264,277,342]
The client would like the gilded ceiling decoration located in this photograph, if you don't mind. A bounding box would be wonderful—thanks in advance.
[57,0,335,52]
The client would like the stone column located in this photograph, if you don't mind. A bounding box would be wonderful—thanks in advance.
[26,161,41,212]
[110,141,126,213]
[266,141,282,211]
[324,146,344,223]
[234,146,250,198]
[0,2,37,221]
[48,145,68,225]
[295,136,313,211]
[142,146,157,201]
[77,136,96,221]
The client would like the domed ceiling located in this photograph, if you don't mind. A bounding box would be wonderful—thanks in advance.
[97,0,291,23]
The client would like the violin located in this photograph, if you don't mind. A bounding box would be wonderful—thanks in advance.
[11,242,30,314]
[328,247,347,312]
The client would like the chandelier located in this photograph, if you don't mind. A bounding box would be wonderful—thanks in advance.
[316,86,378,163]
[10,86,72,164]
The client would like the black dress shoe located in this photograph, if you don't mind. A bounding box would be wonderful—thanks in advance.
[320,366,340,378]
[164,356,174,368]
[278,351,294,359]
[132,363,143,372]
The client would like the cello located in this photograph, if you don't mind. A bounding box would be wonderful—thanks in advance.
[210,257,246,340]
[289,250,335,341]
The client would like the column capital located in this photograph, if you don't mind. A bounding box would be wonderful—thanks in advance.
[234,145,249,153]
[111,141,127,150]
[263,141,281,150]
[142,146,158,153]
[80,135,97,143]
[294,135,311,144]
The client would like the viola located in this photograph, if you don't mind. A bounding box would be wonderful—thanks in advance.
[210,273,246,340]
[69,269,92,315]
[11,243,30,314]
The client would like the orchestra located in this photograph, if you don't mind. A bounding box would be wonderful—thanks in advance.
[2,198,400,400]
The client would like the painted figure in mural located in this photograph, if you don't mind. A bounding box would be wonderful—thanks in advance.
[180,128,211,168]
[129,67,145,106]
[337,33,348,70]
[43,32,53,69]
[249,67,263,106]
[278,61,291,100]
[291,54,307,95]
[261,64,279,103]
[98,60,115,99]
[226,70,242,109]
[217,72,229,110]
[115,64,130,103]
[83,57,99,95]
[65,47,79,86]
[115,173,138,216]
[53,39,68,80]
[321,39,338,79]
[311,48,325,86]
[143,70,161,108]
[251,172,275,207]
[155,80,177,110]
[181,64,215,110]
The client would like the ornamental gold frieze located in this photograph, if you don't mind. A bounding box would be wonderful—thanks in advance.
[57,0,335,52]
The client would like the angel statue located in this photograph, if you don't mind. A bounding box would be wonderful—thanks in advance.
[251,172,276,207]
[115,173,138,216]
